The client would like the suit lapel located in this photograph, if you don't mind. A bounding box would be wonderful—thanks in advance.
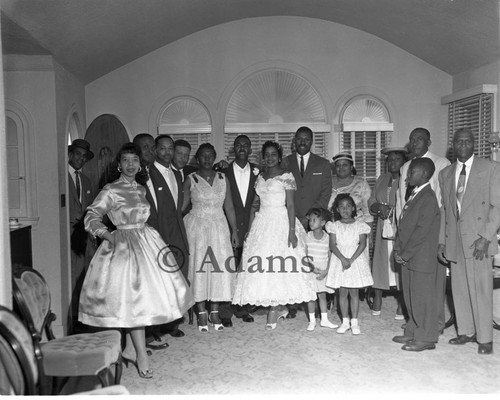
[288,154,302,183]
[303,153,317,178]
[149,164,177,209]
[68,172,80,206]
[460,158,482,214]
[244,163,258,208]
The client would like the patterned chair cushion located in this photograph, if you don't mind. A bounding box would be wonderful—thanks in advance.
[41,330,121,376]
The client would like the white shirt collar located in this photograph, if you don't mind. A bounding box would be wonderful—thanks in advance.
[411,181,430,197]
[233,162,250,173]
[154,160,172,174]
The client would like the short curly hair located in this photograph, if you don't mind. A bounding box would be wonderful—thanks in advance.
[261,140,283,160]
[107,142,149,186]
[195,142,217,161]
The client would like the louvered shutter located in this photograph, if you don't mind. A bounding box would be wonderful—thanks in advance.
[224,132,327,167]
[339,131,391,188]
[446,93,493,160]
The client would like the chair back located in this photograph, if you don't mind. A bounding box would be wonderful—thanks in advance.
[12,267,52,341]
[0,305,38,395]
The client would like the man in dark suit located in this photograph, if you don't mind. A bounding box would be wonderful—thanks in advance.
[133,133,189,346]
[218,135,258,327]
[438,128,500,355]
[282,126,332,318]
[171,139,198,183]
[392,158,442,351]
[68,139,95,333]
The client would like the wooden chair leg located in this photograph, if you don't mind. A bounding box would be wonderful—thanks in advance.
[97,368,111,387]
[114,356,123,384]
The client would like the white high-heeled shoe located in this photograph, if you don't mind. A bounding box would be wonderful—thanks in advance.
[265,309,289,330]
[208,310,224,331]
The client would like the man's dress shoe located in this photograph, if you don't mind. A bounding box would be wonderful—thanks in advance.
[240,314,254,323]
[478,342,493,355]
[392,335,413,344]
[221,318,233,328]
[146,337,169,350]
[402,341,436,352]
[167,328,185,337]
[449,334,476,345]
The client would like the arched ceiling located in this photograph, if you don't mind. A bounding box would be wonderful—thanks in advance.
[1,0,498,84]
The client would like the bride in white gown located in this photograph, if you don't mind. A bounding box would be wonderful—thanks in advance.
[232,141,317,330]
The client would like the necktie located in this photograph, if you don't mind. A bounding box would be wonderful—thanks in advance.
[401,189,416,218]
[404,183,415,202]
[75,170,81,201]
[300,156,305,177]
[456,163,466,216]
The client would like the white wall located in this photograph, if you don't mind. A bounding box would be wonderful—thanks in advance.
[452,60,500,131]
[4,55,85,335]
[86,16,452,157]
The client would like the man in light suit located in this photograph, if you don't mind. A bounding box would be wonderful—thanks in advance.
[438,128,500,355]
[393,158,442,351]
[282,126,332,317]
[218,135,258,327]
[395,127,450,332]
[68,139,95,333]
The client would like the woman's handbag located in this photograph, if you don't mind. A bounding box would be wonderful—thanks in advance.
[381,208,396,240]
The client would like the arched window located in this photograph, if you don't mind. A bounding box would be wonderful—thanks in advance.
[157,97,211,165]
[225,69,329,166]
[67,112,82,145]
[6,105,37,224]
[340,96,393,187]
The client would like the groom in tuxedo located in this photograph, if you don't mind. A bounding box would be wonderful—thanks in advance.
[218,135,258,327]
[282,126,332,318]
[133,133,189,345]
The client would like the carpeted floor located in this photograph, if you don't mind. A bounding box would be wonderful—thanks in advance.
[66,295,500,395]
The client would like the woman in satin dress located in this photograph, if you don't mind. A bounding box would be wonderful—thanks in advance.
[79,143,194,379]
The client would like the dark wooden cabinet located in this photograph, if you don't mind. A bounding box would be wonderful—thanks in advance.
[10,224,33,268]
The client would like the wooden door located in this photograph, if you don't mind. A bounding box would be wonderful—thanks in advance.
[83,114,130,195]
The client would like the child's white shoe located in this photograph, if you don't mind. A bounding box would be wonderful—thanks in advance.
[336,322,350,334]
[351,319,360,335]
[320,319,339,329]
[307,320,317,331]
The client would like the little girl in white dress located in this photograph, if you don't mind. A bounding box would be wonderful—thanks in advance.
[325,194,373,335]
[304,208,338,331]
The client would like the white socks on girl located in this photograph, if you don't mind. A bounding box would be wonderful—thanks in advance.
[307,313,339,331]
[336,318,361,335]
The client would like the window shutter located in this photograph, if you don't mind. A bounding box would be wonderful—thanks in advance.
[224,132,327,167]
[447,93,493,160]
[339,131,391,188]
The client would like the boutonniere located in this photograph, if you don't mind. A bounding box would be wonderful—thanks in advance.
[158,187,163,191]
[252,167,259,176]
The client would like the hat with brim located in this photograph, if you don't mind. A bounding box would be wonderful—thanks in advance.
[68,139,94,160]
[381,146,408,156]
[332,152,353,163]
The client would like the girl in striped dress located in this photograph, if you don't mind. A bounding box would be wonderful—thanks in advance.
[304,208,339,331]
